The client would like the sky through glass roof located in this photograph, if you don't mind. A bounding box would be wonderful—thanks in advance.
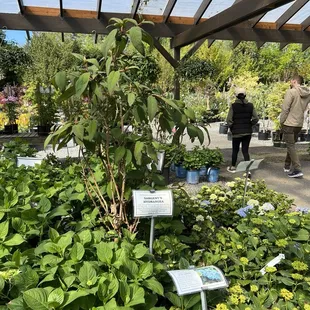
[170,0,202,17]
[2,0,19,13]
[203,0,235,18]
[261,1,296,22]
[138,0,169,15]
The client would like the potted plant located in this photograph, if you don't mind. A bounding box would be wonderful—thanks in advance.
[173,145,187,178]
[0,86,21,134]
[183,149,202,184]
[198,147,210,176]
[30,84,58,136]
[206,148,224,183]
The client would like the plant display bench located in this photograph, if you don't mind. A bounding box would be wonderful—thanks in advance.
[0,132,46,150]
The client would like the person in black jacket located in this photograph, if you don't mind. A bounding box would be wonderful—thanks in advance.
[226,88,259,173]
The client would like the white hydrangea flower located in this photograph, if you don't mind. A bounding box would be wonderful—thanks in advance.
[247,199,259,207]
[196,215,204,222]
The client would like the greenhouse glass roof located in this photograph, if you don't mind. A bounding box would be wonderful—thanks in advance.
[1,0,310,48]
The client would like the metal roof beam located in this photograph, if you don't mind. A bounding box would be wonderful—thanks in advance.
[26,30,30,40]
[163,0,177,23]
[194,0,212,25]
[131,0,141,18]
[16,0,24,15]
[171,0,294,48]
[61,32,64,42]
[276,0,309,29]
[97,0,103,20]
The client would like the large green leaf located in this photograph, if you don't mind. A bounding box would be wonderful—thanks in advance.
[97,242,113,264]
[134,141,144,165]
[77,229,92,245]
[23,288,49,310]
[294,229,309,241]
[166,292,182,308]
[3,234,24,246]
[102,29,117,58]
[0,276,4,292]
[128,27,145,55]
[107,71,120,95]
[138,262,153,279]
[0,221,9,240]
[55,71,67,92]
[48,288,64,308]
[143,278,164,296]
[38,197,51,213]
[88,120,97,140]
[184,107,195,121]
[184,294,201,309]
[71,242,85,261]
[62,290,90,308]
[7,297,24,310]
[57,86,76,103]
[128,93,135,106]
[73,124,84,140]
[75,72,90,97]
[147,96,158,121]
[115,146,126,164]
[126,284,145,307]
[78,262,97,286]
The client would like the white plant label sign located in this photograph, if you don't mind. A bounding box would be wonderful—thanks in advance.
[132,190,173,218]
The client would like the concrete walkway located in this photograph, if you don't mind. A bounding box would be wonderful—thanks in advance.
[195,122,310,208]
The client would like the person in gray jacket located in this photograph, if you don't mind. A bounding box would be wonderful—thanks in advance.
[280,75,310,178]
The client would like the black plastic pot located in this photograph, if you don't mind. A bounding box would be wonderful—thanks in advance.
[272,131,283,142]
[273,141,281,147]
[258,131,269,140]
[37,125,52,136]
[219,123,228,134]
[306,133,310,142]
[4,124,18,134]
[252,123,260,133]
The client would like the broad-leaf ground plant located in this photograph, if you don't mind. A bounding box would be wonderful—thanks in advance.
[46,18,207,234]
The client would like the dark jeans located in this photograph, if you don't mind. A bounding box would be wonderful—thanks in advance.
[232,135,252,166]
[282,125,302,172]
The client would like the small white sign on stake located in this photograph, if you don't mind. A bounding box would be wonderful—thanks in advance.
[132,190,173,218]
[167,266,228,296]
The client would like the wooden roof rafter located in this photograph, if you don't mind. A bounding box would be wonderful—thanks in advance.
[276,0,310,29]
[171,0,295,48]
[163,0,177,23]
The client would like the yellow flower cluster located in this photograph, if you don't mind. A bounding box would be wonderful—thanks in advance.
[275,239,288,248]
[251,228,260,235]
[229,284,243,295]
[280,288,294,301]
[304,304,310,310]
[240,257,249,265]
[250,285,259,292]
[291,273,304,281]
[215,304,228,310]
[292,261,308,271]
[251,218,263,225]
[265,266,277,273]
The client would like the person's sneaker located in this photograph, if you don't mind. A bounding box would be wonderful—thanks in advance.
[283,168,290,173]
[288,171,303,178]
[227,166,236,173]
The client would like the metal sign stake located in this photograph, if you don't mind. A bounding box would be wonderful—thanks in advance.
[242,160,254,208]
[149,216,155,254]
[200,290,208,310]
